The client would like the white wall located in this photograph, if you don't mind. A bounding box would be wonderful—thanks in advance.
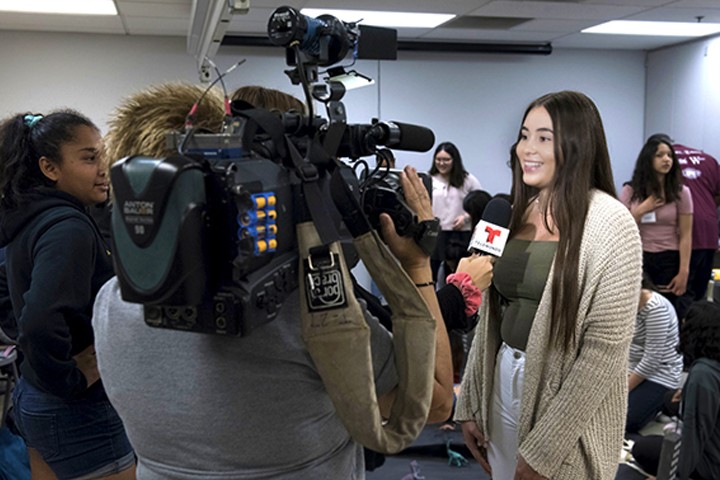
[0,31,303,132]
[375,49,646,193]
[645,34,720,159]
[1,30,646,195]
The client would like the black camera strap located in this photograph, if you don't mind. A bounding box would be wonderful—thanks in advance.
[322,121,346,159]
[284,137,341,246]
[233,107,288,160]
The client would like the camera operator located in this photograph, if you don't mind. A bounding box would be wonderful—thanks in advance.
[91,82,481,479]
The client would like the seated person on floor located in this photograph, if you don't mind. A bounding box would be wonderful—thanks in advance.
[627,275,684,433]
[631,300,720,480]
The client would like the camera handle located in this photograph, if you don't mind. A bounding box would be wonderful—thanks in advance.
[312,81,347,124]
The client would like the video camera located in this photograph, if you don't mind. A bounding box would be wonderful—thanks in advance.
[110,6,436,336]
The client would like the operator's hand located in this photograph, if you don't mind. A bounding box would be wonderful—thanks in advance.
[379,165,432,272]
[73,344,100,389]
[455,254,493,291]
[460,421,492,475]
[399,165,433,222]
[379,212,424,267]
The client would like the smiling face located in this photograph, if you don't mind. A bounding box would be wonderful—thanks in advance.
[39,125,109,206]
[516,106,556,193]
[652,142,674,178]
[434,149,453,177]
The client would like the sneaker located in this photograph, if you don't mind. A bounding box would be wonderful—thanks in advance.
[663,421,681,434]
[656,413,673,423]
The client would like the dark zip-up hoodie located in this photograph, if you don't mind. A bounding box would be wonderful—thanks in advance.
[680,357,720,480]
[0,188,113,399]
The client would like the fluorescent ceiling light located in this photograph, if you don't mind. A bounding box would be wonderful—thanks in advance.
[583,20,720,37]
[0,0,118,15]
[301,8,454,29]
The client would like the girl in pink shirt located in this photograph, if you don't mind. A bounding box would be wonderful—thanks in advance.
[620,136,693,317]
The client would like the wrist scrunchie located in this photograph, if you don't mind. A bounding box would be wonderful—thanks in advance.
[446,271,482,317]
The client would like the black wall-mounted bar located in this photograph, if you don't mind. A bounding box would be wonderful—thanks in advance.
[397,40,552,55]
[221,35,553,56]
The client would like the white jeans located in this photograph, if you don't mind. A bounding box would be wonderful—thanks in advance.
[488,342,525,480]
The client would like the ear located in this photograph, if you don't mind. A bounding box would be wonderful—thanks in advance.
[38,156,59,182]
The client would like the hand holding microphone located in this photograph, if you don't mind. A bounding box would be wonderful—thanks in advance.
[455,255,494,291]
[444,197,511,316]
[447,196,511,310]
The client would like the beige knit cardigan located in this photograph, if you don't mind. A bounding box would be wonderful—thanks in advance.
[455,190,643,479]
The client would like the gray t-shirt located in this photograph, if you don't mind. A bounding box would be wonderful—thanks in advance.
[93,277,398,480]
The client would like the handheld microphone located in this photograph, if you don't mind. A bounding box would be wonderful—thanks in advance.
[468,197,512,257]
[364,121,436,152]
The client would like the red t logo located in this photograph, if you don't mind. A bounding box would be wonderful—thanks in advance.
[485,226,501,244]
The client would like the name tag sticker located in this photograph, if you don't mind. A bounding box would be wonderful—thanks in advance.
[641,211,657,223]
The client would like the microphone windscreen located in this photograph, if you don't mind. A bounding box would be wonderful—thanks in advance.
[481,197,512,228]
[391,121,435,152]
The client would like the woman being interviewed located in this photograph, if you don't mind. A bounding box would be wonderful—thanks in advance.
[455,91,642,480]
[0,111,134,479]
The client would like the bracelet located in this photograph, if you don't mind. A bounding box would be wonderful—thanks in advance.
[414,281,436,288]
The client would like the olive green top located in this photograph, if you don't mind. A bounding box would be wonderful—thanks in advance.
[494,239,558,351]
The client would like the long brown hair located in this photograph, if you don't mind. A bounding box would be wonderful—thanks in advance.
[507,91,616,350]
[627,137,682,203]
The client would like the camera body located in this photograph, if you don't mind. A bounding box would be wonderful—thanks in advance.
[110,8,434,336]
[111,143,302,336]
[363,169,432,238]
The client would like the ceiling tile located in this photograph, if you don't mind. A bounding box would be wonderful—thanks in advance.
[0,0,716,50]
[626,7,720,22]
[124,16,189,35]
[668,0,720,8]
[116,0,191,4]
[0,12,125,34]
[249,0,309,8]
[511,18,600,32]
[298,0,490,14]
[227,7,280,35]
[553,31,684,49]
[445,16,532,29]
[118,2,192,18]
[582,0,672,6]
[421,27,554,42]
[468,1,644,20]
